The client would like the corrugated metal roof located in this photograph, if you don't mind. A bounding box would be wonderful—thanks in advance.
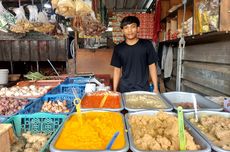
[102,0,155,12]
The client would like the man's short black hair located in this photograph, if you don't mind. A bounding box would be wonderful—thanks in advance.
[120,16,140,29]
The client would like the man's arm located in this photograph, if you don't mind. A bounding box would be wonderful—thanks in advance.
[113,67,121,92]
[149,63,159,93]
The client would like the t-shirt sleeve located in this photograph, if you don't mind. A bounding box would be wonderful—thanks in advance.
[147,41,158,65]
[111,46,121,68]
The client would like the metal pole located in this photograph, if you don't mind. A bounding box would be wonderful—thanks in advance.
[176,0,187,91]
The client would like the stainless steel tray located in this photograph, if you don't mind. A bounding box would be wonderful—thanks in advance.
[162,92,223,112]
[50,110,129,152]
[81,92,124,112]
[184,111,230,152]
[122,91,173,112]
[125,111,211,152]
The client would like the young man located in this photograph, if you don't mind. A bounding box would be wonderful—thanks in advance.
[111,16,159,93]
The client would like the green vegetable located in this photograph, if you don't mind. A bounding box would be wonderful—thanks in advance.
[24,72,46,80]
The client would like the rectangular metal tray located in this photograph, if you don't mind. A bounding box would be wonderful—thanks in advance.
[50,110,129,152]
[125,111,211,152]
[184,111,230,152]
[161,92,223,112]
[81,93,124,112]
[122,91,173,112]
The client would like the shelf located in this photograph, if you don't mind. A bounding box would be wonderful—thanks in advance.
[160,0,193,22]
[159,31,230,46]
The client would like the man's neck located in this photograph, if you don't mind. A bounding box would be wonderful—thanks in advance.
[126,38,139,45]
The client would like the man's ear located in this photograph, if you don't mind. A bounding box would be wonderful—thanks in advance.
[137,27,140,33]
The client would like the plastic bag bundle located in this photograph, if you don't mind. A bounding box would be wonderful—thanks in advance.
[51,0,59,9]
[56,0,76,17]
[27,5,38,22]
[0,1,16,32]
[195,0,219,33]
[13,6,28,22]
[75,0,93,16]
[10,6,33,33]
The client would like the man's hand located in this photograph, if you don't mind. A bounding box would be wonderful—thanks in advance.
[153,88,159,94]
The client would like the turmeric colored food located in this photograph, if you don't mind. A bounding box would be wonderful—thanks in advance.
[55,111,126,150]
[81,91,121,108]
[128,112,200,151]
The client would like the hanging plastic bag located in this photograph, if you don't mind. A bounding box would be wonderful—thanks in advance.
[56,0,76,17]
[27,5,38,22]
[75,0,93,16]
[0,1,16,26]
[51,0,59,9]
[10,6,33,33]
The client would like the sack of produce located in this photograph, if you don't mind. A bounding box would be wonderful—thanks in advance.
[56,0,76,17]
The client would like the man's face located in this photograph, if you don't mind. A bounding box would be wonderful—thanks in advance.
[122,23,139,40]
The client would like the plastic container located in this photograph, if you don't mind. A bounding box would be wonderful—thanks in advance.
[21,94,75,115]
[184,111,230,152]
[122,91,173,112]
[50,111,129,152]
[224,98,230,112]
[125,111,211,152]
[0,69,9,84]
[4,113,67,152]
[162,92,223,112]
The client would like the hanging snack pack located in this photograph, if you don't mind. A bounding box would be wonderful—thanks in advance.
[194,0,219,34]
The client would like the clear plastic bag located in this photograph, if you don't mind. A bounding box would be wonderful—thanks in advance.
[56,0,76,17]
[27,5,38,22]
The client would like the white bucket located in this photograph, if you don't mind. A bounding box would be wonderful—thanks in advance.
[0,69,9,84]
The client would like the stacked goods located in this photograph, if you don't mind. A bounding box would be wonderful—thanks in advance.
[11,132,49,152]
[41,100,70,113]
[190,115,230,150]
[54,112,126,150]
[125,94,167,109]
[81,91,121,109]
[128,111,200,150]
[0,85,51,98]
[111,12,154,44]
[0,97,28,115]
[194,0,219,34]
[175,102,200,109]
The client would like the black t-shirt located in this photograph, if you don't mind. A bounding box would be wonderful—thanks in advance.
[111,39,158,93]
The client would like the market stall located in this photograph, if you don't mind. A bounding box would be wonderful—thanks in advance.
[0,0,230,152]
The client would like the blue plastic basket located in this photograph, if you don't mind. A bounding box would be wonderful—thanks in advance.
[21,94,76,115]
[59,84,86,99]
[0,99,33,122]
[62,77,91,84]
[48,85,61,94]
[4,112,67,152]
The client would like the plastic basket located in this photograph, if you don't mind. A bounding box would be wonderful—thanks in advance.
[21,94,76,115]
[48,85,61,94]
[0,99,33,122]
[4,112,67,152]
[62,77,91,84]
[60,84,86,99]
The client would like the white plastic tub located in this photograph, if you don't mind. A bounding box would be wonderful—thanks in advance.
[0,69,9,84]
